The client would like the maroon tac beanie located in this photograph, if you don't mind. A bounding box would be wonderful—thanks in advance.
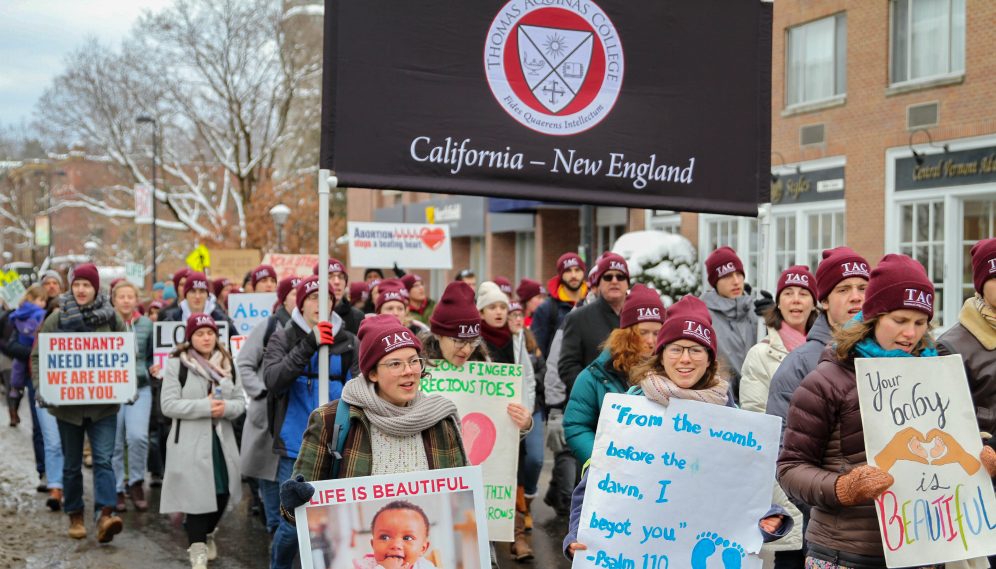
[493,277,513,296]
[274,276,302,311]
[400,274,423,291]
[185,312,218,342]
[509,301,524,313]
[149,299,169,310]
[705,247,744,289]
[295,275,336,313]
[376,282,409,313]
[312,258,347,277]
[109,278,125,291]
[183,271,210,297]
[557,253,586,279]
[971,238,996,295]
[815,247,870,301]
[655,295,716,358]
[619,284,666,329]
[349,281,370,303]
[172,268,191,290]
[593,253,630,285]
[213,278,233,297]
[516,279,545,303]
[71,263,100,290]
[776,265,817,302]
[250,265,277,289]
[430,281,481,338]
[358,313,423,377]
[861,254,935,319]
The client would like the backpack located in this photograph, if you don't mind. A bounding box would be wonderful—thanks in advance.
[328,398,351,478]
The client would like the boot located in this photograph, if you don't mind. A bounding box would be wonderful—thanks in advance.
[524,496,534,532]
[69,512,87,539]
[47,488,63,512]
[9,407,19,426]
[206,530,218,561]
[36,473,48,493]
[188,543,209,569]
[130,481,148,512]
[149,473,163,488]
[116,492,127,512]
[96,506,123,543]
[509,510,534,561]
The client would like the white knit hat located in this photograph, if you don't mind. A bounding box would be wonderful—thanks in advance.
[476,281,510,312]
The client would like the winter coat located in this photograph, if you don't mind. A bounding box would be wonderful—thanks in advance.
[562,350,629,465]
[936,299,996,436]
[335,298,365,336]
[511,329,536,414]
[531,276,578,358]
[699,290,757,399]
[558,295,620,397]
[529,346,547,412]
[31,308,127,426]
[544,328,568,410]
[739,326,789,414]
[777,346,881,557]
[162,298,234,329]
[6,302,44,391]
[408,298,436,326]
[122,314,154,390]
[261,313,359,458]
[159,354,246,514]
[766,313,834,437]
[236,305,292,481]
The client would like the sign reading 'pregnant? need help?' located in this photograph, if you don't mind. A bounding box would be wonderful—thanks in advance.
[422,360,522,542]
[574,394,780,569]
[39,333,137,404]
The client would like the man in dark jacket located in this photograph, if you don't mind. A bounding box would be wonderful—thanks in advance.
[159,268,189,317]
[531,253,587,358]
[314,258,364,336]
[261,276,359,569]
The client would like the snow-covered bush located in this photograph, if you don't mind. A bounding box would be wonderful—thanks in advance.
[612,231,700,307]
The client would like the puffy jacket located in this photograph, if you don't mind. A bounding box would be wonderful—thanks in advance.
[261,313,359,458]
[531,276,579,358]
[562,350,629,465]
[766,313,833,437]
[936,298,996,436]
[558,295,620,397]
[700,290,757,399]
[777,346,881,557]
[739,326,789,414]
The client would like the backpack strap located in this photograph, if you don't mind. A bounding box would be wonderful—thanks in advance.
[329,398,352,478]
[262,315,279,348]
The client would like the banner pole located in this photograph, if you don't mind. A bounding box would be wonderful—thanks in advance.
[756,202,772,342]
[318,170,334,406]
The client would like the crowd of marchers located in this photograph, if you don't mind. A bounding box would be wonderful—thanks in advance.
[4,240,996,569]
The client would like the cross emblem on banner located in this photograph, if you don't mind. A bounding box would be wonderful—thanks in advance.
[543,80,565,105]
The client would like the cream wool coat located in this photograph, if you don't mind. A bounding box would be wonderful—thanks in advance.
[159,353,246,515]
[740,326,803,553]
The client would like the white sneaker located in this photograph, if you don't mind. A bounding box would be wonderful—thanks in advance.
[188,543,209,569]
[206,530,218,561]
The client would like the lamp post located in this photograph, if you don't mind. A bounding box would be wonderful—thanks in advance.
[136,116,157,283]
[269,204,291,253]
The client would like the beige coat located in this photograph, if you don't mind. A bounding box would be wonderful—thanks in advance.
[159,353,246,515]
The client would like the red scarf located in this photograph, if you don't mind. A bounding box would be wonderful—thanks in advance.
[409,298,429,315]
[481,321,512,348]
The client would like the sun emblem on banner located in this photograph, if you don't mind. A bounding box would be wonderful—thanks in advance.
[485,0,624,136]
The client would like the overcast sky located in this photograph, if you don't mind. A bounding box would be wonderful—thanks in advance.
[0,0,171,126]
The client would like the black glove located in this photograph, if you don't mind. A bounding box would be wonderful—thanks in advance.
[392,263,406,278]
[743,282,752,296]
[754,290,775,316]
[280,474,315,512]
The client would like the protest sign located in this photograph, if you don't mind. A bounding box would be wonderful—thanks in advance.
[38,333,138,405]
[152,321,230,377]
[574,394,780,569]
[227,293,278,335]
[856,355,996,567]
[348,222,453,270]
[261,253,320,280]
[0,278,26,309]
[295,466,490,569]
[211,249,262,283]
[125,262,145,286]
[422,360,521,541]
[229,335,246,361]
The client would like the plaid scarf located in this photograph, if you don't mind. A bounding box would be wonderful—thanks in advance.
[59,292,116,332]
[973,293,996,330]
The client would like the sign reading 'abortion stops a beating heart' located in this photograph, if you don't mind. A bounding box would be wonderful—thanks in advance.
[347,221,453,269]
[38,333,138,405]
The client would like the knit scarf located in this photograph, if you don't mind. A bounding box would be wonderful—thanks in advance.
[481,321,512,348]
[973,293,996,331]
[640,371,729,409]
[778,322,807,352]
[341,374,463,438]
[59,292,116,332]
[848,312,938,359]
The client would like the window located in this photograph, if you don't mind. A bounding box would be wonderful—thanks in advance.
[774,215,797,274]
[807,211,846,272]
[962,200,996,303]
[899,201,945,324]
[598,224,626,256]
[786,14,847,107]
[515,232,536,282]
[891,0,965,85]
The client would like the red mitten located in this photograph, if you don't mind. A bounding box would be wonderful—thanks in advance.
[982,446,996,478]
[313,322,335,346]
[835,465,894,506]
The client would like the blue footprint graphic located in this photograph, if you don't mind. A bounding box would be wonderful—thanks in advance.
[690,532,746,569]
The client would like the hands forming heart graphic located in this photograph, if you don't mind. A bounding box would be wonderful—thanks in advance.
[875,426,982,475]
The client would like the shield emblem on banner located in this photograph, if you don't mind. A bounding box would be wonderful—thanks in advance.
[517,25,594,114]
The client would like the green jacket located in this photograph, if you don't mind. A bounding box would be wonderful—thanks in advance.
[31,310,127,426]
[409,298,436,326]
[126,315,154,389]
[563,349,631,465]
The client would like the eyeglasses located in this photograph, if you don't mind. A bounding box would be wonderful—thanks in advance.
[508,312,525,320]
[451,336,483,349]
[662,344,708,361]
[601,273,627,283]
[377,357,426,376]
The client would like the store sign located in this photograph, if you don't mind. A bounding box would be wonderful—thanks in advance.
[770,166,845,204]
[348,222,453,269]
[896,146,996,192]
[321,0,773,216]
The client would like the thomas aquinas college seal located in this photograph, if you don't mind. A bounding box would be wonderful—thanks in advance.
[485,0,624,136]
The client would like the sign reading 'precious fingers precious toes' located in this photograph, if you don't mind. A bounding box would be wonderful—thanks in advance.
[856,355,996,567]
[39,333,137,405]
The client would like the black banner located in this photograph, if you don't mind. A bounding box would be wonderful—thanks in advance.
[321,0,772,216]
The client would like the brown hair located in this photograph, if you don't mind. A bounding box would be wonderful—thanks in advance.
[23,285,47,305]
[169,338,235,370]
[762,303,819,332]
[833,312,936,364]
[601,326,649,374]
[628,352,725,392]
[524,327,538,354]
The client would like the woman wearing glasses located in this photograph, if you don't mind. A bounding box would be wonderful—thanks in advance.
[564,295,790,560]
[563,284,665,466]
